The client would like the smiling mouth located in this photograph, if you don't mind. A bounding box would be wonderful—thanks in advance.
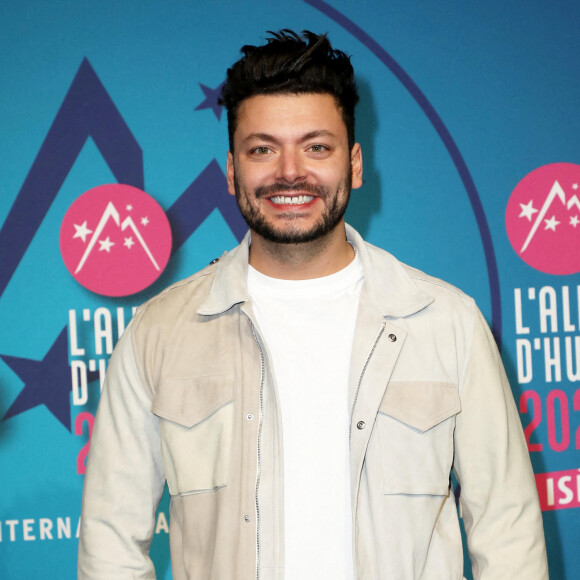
[269,195,315,205]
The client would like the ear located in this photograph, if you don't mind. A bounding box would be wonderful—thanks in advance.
[350,143,363,190]
[226,151,236,196]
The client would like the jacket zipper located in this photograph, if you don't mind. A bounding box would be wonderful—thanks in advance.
[349,321,386,450]
[348,321,386,580]
[250,321,265,580]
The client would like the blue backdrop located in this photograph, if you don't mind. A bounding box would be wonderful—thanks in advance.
[1,1,579,577]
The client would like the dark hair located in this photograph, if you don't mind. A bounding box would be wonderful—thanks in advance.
[219,29,359,151]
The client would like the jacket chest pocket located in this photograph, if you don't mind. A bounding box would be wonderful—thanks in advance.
[376,381,460,496]
[152,375,234,496]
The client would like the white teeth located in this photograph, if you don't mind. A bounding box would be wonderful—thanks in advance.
[270,195,314,205]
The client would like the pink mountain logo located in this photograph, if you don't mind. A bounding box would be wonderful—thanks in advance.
[60,184,172,296]
[505,163,580,275]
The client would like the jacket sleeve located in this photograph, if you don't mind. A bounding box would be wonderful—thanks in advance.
[78,322,166,579]
[453,308,549,579]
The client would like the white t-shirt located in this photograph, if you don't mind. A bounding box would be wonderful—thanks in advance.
[248,252,364,579]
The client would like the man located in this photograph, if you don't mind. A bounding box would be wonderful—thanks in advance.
[78,30,548,579]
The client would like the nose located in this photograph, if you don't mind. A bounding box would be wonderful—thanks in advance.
[276,147,306,183]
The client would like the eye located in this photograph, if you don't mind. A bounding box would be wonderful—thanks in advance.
[308,144,328,153]
[251,146,272,155]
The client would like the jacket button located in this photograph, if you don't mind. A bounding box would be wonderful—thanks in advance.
[243,515,251,523]
[209,257,220,265]
[357,420,366,430]
[246,414,254,420]
[388,333,397,342]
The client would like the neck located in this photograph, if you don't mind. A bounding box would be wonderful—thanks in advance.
[248,223,354,280]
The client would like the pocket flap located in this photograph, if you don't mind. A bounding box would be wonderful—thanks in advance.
[152,375,234,428]
[379,381,460,432]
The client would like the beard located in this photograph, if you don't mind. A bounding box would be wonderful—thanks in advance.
[234,166,352,245]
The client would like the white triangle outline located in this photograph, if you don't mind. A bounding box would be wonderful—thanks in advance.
[75,202,160,274]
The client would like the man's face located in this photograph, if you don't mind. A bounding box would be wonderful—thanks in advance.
[226,93,362,245]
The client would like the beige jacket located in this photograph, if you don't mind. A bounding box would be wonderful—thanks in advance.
[78,225,548,579]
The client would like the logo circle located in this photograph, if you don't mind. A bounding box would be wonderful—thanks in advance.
[505,163,580,275]
[59,184,172,296]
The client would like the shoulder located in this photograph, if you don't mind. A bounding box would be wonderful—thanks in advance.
[131,258,221,333]
[361,237,477,315]
[402,261,480,344]
[402,262,476,311]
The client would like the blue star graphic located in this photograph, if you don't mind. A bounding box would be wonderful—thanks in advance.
[2,327,72,431]
[194,82,225,120]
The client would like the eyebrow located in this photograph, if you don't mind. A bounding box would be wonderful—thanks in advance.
[242,130,336,145]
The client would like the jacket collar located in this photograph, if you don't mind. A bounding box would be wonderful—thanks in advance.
[345,224,433,318]
[197,224,433,318]
[196,230,252,316]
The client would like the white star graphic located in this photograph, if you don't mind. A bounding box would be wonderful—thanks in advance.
[544,215,560,231]
[570,215,580,228]
[573,183,579,190]
[519,200,538,221]
[73,221,93,243]
[126,204,133,211]
[99,236,115,252]
[124,236,135,249]
[141,216,149,226]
